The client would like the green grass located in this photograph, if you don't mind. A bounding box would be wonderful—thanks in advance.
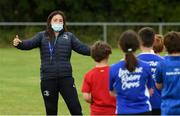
[0,48,122,115]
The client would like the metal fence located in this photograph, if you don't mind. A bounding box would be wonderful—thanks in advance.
[0,22,180,42]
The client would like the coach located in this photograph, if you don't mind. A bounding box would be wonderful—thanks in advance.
[13,10,90,115]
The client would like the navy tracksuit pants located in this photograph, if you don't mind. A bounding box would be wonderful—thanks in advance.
[40,77,82,115]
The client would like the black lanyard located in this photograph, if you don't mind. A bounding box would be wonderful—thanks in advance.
[48,37,58,63]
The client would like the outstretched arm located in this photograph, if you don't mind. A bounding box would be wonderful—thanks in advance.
[71,33,90,56]
[13,32,42,50]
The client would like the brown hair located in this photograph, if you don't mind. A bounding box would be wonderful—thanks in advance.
[91,40,112,62]
[153,34,164,54]
[119,30,140,72]
[45,10,68,40]
[164,31,180,54]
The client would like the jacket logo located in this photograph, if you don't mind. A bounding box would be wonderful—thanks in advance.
[63,35,68,39]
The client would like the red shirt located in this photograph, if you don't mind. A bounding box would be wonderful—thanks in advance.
[82,66,116,115]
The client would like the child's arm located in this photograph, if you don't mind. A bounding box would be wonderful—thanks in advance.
[146,64,154,96]
[155,62,163,90]
[155,83,163,90]
[82,92,92,103]
[148,88,154,96]
[109,90,116,97]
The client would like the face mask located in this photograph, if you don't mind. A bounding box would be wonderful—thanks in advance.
[51,23,63,32]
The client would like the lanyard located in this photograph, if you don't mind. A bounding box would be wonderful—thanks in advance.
[48,37,58,63]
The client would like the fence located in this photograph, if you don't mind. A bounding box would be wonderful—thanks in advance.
[0,22,180,42]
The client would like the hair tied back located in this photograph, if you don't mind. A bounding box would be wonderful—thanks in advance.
[128,48,133,52]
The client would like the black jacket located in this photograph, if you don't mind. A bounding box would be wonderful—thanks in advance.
[16,31,90,80]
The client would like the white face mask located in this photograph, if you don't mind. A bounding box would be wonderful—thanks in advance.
[51,23,63,32]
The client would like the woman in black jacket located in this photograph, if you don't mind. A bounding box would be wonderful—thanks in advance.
[13,10,90,115]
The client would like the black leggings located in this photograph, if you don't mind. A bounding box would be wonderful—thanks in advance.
[151,109,161,115]
[40,77,82,115]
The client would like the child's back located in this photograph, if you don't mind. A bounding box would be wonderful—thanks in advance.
[82,66,116,115]
[155,31,180,115]
[110,57,153,114]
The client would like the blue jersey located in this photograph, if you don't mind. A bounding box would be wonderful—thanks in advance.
[155,56,180,115]
[163,55,169,59]
[109,60,153,114]
[137,53,164,109]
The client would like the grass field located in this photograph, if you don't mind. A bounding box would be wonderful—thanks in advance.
[0,48,123,115]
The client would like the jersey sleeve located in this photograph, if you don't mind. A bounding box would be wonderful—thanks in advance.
[81,73,91,93]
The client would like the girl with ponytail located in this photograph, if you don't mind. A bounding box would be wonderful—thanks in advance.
[109,30,153,115]
[119,30,139,72]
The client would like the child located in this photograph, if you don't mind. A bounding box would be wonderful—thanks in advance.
[155,31,180,115]
[81,41,116,115]
[137,27,164,115]
[109,30,153,115]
